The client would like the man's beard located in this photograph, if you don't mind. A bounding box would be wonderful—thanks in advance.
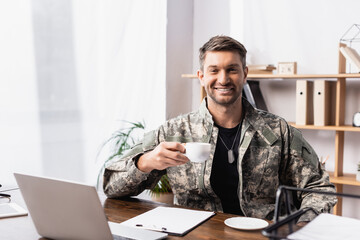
[206,85,242,106]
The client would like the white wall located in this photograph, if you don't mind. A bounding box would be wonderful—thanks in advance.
[191,0,231,109]
[191,0,360,218]
[166,0,194,119]
[242,0,360,218]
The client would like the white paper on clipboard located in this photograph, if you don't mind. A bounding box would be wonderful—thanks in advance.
[0,202,28,218]
[120,206,215,236]
[288,213,360,240]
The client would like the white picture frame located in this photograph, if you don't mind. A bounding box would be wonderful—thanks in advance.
[278,62,297,74]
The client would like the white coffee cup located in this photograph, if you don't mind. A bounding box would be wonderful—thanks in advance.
[185,142,211,163]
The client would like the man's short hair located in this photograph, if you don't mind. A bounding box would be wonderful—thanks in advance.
[199,35,247,71]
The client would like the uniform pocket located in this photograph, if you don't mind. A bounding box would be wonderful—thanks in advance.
[166,162,202,195]
[242,146,269,193]
[290,128,318,168]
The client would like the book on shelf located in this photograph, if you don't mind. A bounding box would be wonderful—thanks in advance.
[248,64,276,74]
[243,80,268,111]
[339,46,360,72]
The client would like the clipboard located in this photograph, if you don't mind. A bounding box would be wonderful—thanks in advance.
[120,206,215,236]
[0,203,28,219]
[262,185,360,240]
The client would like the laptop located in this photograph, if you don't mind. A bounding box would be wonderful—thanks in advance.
[14,173,167,240]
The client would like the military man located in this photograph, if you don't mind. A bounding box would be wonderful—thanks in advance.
[103,35,336,223]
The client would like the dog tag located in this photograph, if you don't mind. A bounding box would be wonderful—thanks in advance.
[228,150,235,164]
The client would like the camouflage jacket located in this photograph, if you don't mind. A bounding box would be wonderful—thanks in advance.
[103,98,336,222]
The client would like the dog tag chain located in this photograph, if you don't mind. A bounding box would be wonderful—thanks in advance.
[218,123,241,164]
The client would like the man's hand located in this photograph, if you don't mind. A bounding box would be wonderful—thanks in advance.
[296,221,308,227]
[136,142,189,173]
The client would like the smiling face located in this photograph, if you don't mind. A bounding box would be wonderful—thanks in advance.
[198,51,248,109]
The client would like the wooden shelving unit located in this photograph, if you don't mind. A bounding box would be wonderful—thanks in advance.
[182,43,360,216]
[289,123,360,132]
[250,43,360,215]
[329,172,360,187]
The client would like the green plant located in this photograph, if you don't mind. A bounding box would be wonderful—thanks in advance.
[97,120,172,195]
[151,174,172,197]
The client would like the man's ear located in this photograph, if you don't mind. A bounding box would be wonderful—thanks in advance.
[197,69,205,86]
[243,66,248,84]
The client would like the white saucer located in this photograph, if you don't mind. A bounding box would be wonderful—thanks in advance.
[224,217,269,230]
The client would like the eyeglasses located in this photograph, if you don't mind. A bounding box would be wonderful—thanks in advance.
[0,184,12,202]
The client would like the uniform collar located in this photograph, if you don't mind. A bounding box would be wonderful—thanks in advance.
[198,97,279,146]
[242,99,279,146]
[198,97,214,124]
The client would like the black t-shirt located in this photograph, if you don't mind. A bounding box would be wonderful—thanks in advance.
[210,123,244,216]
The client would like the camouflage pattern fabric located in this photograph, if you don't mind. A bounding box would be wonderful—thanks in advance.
[103,98,337,222]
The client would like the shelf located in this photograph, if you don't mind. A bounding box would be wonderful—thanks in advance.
[182,74,198,78]
[247,73,360,79]
[181,73,360,79]
[289,122,360,132]
[329,172,360,186]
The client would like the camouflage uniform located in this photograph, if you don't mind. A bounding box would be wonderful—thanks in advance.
[103,98,336,222]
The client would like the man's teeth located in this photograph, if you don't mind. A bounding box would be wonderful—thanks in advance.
[217,88,231,91]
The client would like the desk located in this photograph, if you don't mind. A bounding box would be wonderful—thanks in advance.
[0,189,268,240]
